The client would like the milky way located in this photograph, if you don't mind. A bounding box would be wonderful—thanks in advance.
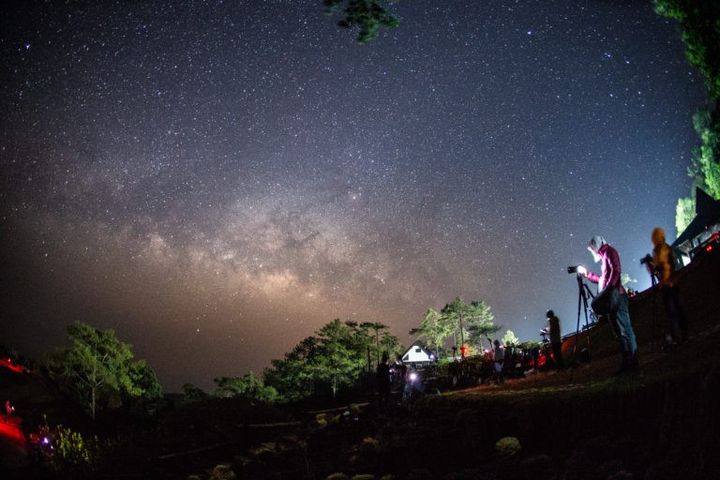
[0,0,706,389]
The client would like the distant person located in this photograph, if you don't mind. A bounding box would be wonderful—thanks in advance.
[376,352,391,407]
[395,355,407,391]
[492,339,505,384]
[578,235,638,374]
[649,227,688,347]
[531,345,541,373]
[546,310,564,370]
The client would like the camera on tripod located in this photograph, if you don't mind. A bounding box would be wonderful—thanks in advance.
[567,265,586,275]
[640,253,658,285]
[539,328,549,343]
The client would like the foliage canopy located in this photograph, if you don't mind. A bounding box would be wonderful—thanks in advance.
[411,297,499,357]
[213,373,280,402]
[263,318,401,400]
[50,322,162,419]
[324,0,399,43]
[655,1,720,234]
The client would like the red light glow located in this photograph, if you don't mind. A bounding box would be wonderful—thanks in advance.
[0,358,24,374]
[0,418,25,443]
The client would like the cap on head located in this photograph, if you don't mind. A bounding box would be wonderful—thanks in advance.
[588,235,607,253]
[651,227,665,246]
[546,310,554,318]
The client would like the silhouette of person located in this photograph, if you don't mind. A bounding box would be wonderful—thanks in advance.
[546,310,564,370]
[376,352,391,407]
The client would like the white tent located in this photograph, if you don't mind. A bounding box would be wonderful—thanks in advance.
[401,343,435,366]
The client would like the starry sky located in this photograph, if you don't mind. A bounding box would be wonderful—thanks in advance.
[0,0,707,391]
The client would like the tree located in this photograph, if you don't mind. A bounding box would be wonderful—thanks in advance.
[439,297,499,356]
[409,308,454,359]
[360,321,388,368]
[324,0,399,43]
[181,383,208,403]
[690,110,720,199]
[440,298,469,355]
[213,373,280,402]
[126,359,162,404]
[654,1,720,99]
[263,319,401,400]
[463,300,499,350]
[676,195,696,235]
[264,336,320,401]
[655,2,720,233]
[502,330,519,347]
[50,322,162,420]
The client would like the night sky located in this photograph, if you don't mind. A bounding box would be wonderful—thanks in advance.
[1,0,706,390]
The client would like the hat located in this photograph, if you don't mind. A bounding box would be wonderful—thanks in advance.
[587,235,607,253]
[651,227,665,246]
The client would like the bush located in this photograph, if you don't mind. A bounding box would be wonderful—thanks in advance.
[209,464,237,480]
[327,474,350,480]
[53,425,90,467]
[494,436,521,458]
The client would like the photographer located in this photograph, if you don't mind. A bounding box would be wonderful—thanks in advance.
[577,236,638,374]
[649,227,688,347]
[492,339,505,384]
[545,310,564,370]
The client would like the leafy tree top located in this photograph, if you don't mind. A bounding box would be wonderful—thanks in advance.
[324,0,399,43]
[264,318,401,400]
[51,322,162,419]
[655,0,720,99]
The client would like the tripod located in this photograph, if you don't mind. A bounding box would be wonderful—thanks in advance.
[574,273,596,356]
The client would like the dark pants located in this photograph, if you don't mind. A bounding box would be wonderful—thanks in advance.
[592,286,637,355]
[551,342,564,369]
[661,285,688,343]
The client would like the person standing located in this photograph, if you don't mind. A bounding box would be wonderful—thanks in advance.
[546,310,564,370]
[649,227,688,347]
[578,235,638,374]
[376,352,391,407]
[492,339,505,384]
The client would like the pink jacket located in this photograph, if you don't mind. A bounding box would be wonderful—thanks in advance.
[586,244,625,294]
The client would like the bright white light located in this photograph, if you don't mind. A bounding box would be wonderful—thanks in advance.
[409,372,418,382]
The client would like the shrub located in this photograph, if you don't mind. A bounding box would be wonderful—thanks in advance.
[53,425,90,467]
[494,436,522,458]
[209,464,237,480]
[327,474,350,480]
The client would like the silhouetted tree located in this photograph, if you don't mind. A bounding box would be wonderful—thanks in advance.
[181,383,208,403]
